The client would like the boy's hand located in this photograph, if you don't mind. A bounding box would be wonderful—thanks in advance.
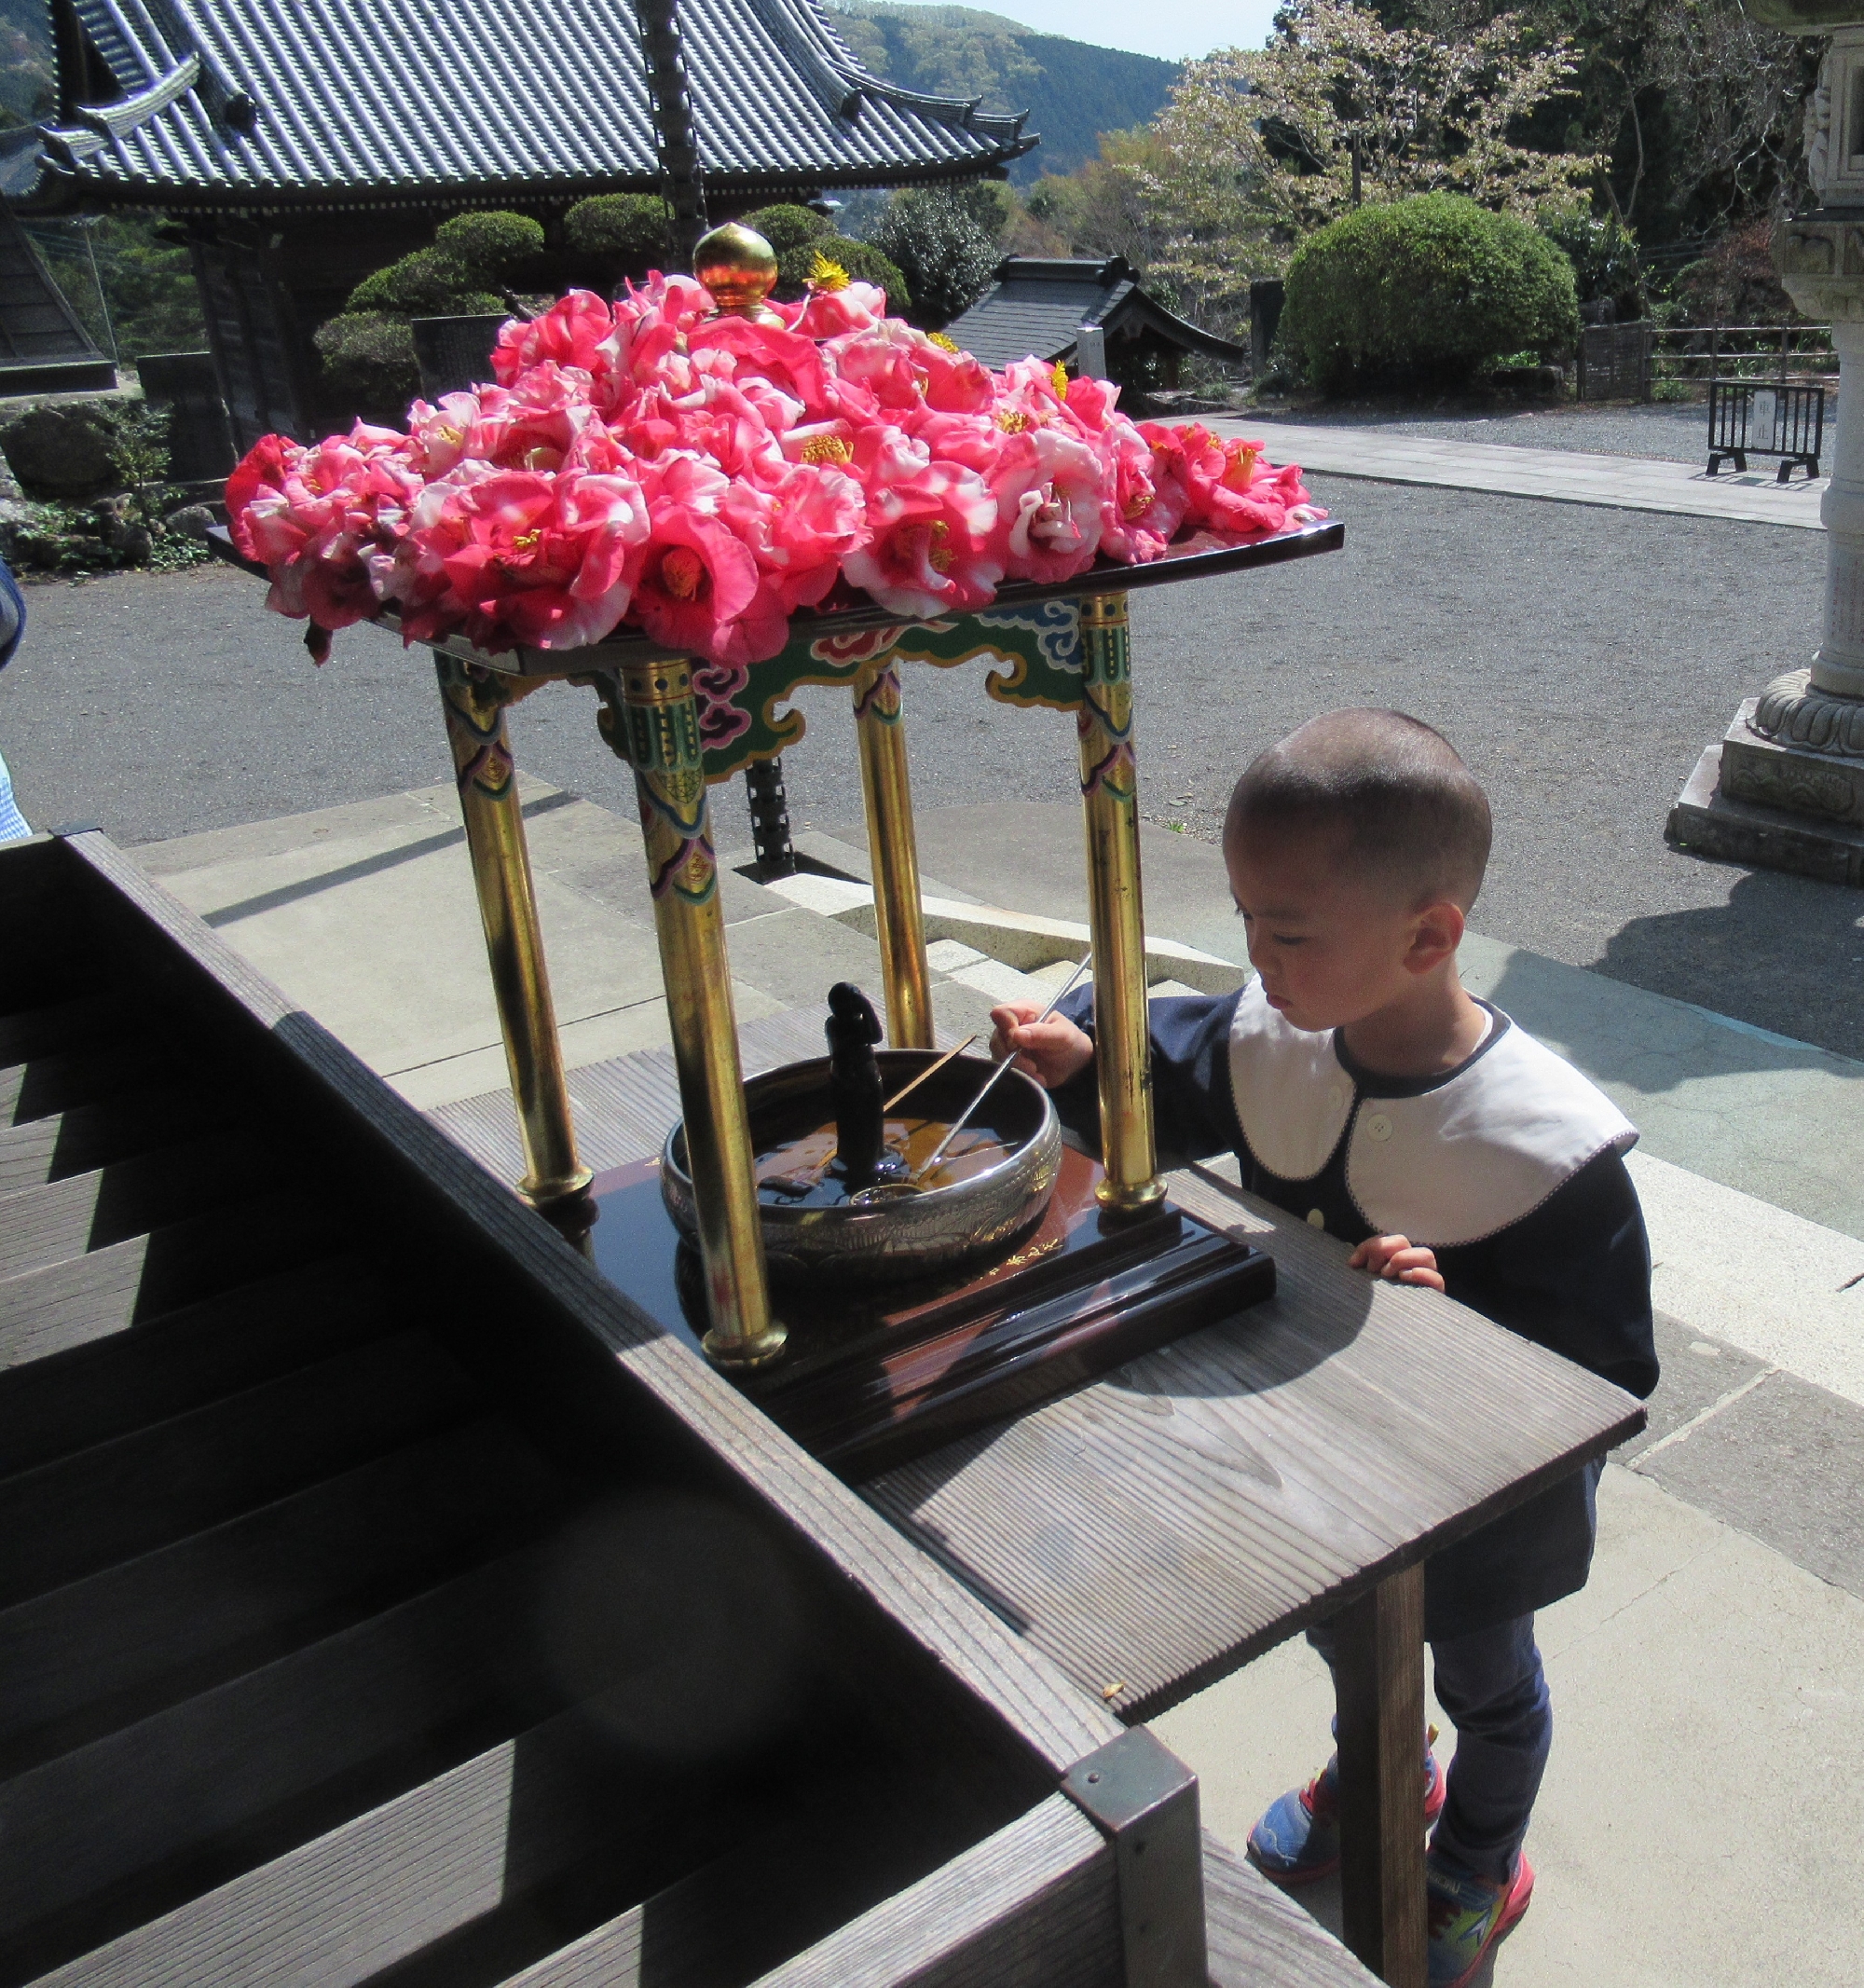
[988,1001,1095,1090]
[1349,1234,1445,1292]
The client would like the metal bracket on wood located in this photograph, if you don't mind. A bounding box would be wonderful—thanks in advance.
[1062,1726,1208,1988]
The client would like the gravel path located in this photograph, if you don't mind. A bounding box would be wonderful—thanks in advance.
[2,474,1856,1058]
[1251,402,1729,465]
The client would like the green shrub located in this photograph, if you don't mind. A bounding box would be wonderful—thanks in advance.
[742,203,828,255]
[562,193,670,272]
[773,234,911,308]
[433,210,545,277]
[1534,199,1643,322]
[869,188,998,328]
[1282,194,1580,395]
[315,310,420,419]
[348,248,500,318]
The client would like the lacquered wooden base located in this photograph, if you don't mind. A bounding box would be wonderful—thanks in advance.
[573,1144,1275,1480]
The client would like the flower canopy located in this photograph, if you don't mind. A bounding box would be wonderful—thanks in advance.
[227,275,1320,671]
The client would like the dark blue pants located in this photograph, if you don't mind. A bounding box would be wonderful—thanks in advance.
[1309,1611,1551,1883]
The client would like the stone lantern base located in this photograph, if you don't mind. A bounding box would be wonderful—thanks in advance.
[1668,676,1864,887]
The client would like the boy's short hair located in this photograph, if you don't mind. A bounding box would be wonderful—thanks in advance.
[1225,709,1492,909]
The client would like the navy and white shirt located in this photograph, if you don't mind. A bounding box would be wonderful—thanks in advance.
[1055,980,1657,1640]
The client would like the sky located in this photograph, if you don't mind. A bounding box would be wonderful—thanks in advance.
[882,0,1282,62]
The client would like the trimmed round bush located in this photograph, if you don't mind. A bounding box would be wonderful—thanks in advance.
[563,193,670,270]
[349,247,474,318]
[742,203,828,255]
[432,210,546,278]
[314,311,419,421]
[773,234,910,308]
[1281,194,1580,394]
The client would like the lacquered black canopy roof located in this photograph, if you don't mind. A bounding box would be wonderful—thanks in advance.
[22,0,1034,213]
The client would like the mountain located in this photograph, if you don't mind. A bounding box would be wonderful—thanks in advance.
[826,3,1179,182]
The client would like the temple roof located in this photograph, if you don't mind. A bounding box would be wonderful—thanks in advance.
[947,256,1249,371]
[21,0,1034,212]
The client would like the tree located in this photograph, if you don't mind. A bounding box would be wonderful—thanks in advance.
[868,186,1003,326]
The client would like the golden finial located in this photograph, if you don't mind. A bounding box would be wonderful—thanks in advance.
[694,222,783,322]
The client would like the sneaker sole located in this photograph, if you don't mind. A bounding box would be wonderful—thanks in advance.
[1440,1853,1535,1988]
[1249,1771,1448,1890]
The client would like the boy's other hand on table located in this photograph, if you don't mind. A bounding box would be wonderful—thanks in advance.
[1349,1233,1445,1292]
[989,1002,1094,1090]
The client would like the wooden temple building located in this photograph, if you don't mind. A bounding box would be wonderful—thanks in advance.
[947,256,1250,403]
[9,0,1035,446]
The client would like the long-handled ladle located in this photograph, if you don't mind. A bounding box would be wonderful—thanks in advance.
[914,953,1091,1180]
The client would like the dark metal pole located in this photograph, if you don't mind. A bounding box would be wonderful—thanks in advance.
[743,756,797,877]
[637,0,708,262]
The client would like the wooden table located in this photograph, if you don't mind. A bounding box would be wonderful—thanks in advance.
[433,1022,1647,1988]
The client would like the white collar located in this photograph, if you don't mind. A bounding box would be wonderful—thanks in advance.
[1226,980,1638,1247]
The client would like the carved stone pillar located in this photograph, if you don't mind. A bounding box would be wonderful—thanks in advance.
[1667,23,1864,884]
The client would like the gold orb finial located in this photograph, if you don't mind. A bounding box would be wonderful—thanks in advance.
[694,223,782,322]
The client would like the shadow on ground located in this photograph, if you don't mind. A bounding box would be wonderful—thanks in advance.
[1586,868,1864,1062]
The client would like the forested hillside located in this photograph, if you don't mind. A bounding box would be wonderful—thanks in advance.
[828,2,1179,181]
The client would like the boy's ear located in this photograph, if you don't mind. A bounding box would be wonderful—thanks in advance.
[1404,898,1465,975]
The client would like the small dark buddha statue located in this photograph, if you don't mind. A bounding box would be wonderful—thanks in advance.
[825,982,906,1188]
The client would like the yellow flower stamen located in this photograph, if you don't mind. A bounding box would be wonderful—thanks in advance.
[510,529,542,552]
[1051,362,1070,398]
[436,423,464,445]
[1220,446,1259,490]
[661,544,707,600]
[809,253,851,293]
[800,433,853,464]
[926,518,954,574]
[928,332,960,352]
[995,409,1031,433]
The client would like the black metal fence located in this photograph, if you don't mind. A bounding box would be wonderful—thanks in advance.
[1706,378,1825,481]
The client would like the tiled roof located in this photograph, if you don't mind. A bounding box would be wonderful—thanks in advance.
[948,256,1247,370]
[29,0,1032,207]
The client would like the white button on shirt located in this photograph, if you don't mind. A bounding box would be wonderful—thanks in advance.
[1307,1209,1325,1227]
[1364,1113,1392,1143]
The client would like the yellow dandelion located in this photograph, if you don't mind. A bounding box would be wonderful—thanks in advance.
[809,253,851,293]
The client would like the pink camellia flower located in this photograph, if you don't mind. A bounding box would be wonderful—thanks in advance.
[1155,425,1315,540]
[825,319,991,416]
[491,291,611,390]
[405,391,488,478]
[790,278,887,339]
[226,432,304,562]
[1097,415,1182,563]
[627,452,774,662]
[411,466,650,651]
[720,458,868,615]
[689,315,834,424]
[841,427,1001,619]
[466,365,601,473]
[988,425,1108,585]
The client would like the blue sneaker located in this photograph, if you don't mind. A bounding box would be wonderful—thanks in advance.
[1247,1744,1446,1886]
[1426,1846,1534,1987]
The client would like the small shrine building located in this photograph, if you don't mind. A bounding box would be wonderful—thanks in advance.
[946,255,1248,404]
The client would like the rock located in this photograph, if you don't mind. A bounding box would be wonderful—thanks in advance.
[0,403,122,499]
[163,502,219,541]
[0,497,30,564]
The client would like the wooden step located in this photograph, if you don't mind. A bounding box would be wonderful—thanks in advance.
[1,1045,170,1131]
[0,1254,392,1473]
[0,1542,586,1954]
[0,1329,477,1608]
[10,1708,683,1988]
[0,1000,121,1073]
[0,1089,234,1195]
[0,1135,280,1283]
[0,1417,565,1775]
[0,1192,350,1376]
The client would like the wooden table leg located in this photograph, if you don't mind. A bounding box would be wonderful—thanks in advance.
[1335,1561,1428,1988]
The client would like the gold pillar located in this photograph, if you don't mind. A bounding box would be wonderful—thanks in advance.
[606,658,786,1369]
[1076,594,1165,1214]
[852,654,934,1049]
[434,655,592,1208]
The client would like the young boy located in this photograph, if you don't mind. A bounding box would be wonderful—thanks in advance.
[991,709,1655,1988]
